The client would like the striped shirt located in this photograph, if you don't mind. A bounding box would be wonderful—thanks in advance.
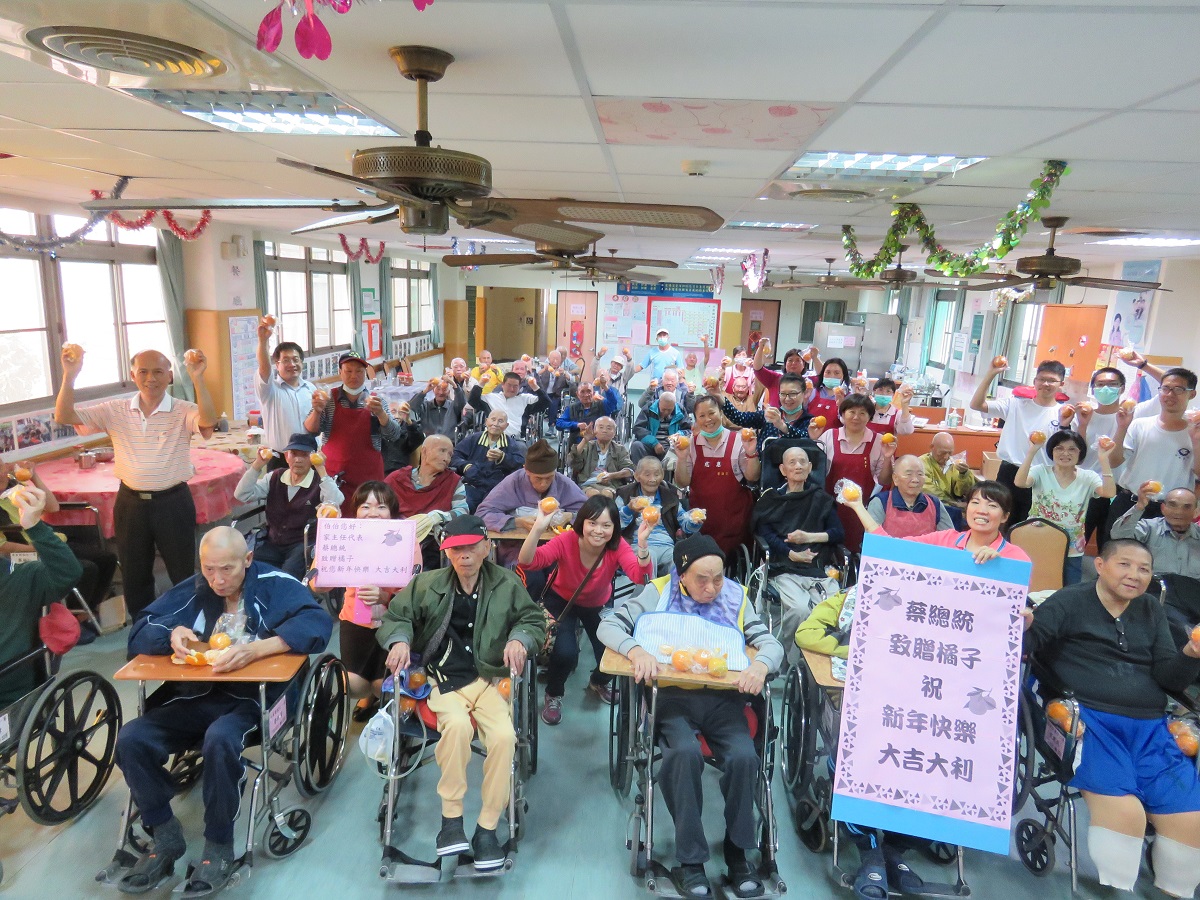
[76,394,202,491]
[256,374,317,452]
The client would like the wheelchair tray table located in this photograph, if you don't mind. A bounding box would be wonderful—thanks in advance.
[800,649,843,690]
[600,647,757,690]
[115,653,307,683]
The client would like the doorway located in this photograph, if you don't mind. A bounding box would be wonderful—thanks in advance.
[481,286,540,361]
[740,298,779,352]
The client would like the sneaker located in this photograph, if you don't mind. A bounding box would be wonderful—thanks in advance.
[588,682,616,705]
[471,826,506,871]
[541,695,563,726]
[436,816,470,857]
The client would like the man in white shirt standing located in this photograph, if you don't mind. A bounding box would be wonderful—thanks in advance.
[255,316,316,468]
[970,358,1066,525]
[1106,367,1200,537]
[467,372,550,439]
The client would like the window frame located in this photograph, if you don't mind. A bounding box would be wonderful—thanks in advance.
[923,289,964,372]
[389,258,431,339]
[262,242,352,354]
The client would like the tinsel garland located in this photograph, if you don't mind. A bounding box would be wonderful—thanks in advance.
[741,250,769,293]
[88,190,213,241]
[841,160,1070,278]
[0,177,131,253]
[339,234,386,263]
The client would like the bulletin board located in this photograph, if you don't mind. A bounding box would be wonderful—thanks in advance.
[601,295,649,345]
[603,282,720,349]
[648,297,720,348]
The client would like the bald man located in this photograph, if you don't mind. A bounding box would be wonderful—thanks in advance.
[920,431,976,530]
[55,347,218,618]
[114,526,331,894]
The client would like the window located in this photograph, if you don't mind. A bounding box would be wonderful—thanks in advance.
[0,206,168,412]
[799,298,847,344]
[390,259,431,338]
[262,244,351,353]
[1000,302,1046,386]
[925,292,962,370]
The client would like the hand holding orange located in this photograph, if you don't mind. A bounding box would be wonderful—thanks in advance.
[880,433,896,444]
[310,451,325,466]
[1029,430,1047,445]
[538,497,560,515]
[642,506,661,526]
[811,416,827,429]
[12,466,32,483]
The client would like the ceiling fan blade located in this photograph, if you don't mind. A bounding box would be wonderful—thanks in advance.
[276,158,433,210]
[922,268,1013,280]
[590,260,636,275]
[833,279,888,289]
[619,270,662,284]
[441,253,547,268]
[475,217,604,252]
[961,276,1035,291]
[290,205,400,236]
[1063,277,1162,292]
[80,197,385,212]
[575,255,679,270]
[492,198,723,232]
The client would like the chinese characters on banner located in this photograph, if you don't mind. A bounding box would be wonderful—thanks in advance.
[830,534,1031,854]
[312,517,418,589]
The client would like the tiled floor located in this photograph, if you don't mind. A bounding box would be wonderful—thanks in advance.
[0,610,1158,899]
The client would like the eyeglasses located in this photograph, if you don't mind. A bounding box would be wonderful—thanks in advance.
[1114,617,1129,653]
[1159,385,1190,396]
[779,391,802,400]
[1034,377,1062,386]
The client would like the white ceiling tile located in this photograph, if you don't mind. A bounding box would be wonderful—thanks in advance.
[64,129,278,162]
[0,129,111,158]
[864,7,1200,108]
[56,158,219,179]
[1142,83,1200,111]
[567,4,933,102]
[0,84,217,131]
[1023,111,1200,163]
[617,175,765,200]
[0,49,82,84]
[438,140,609,174]
[490,171,616,194]
[607,145,792,180]
[352,92,597,143]
[812,105,1099,158]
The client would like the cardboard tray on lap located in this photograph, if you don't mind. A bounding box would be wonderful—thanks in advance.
[115,652,307,683]
[600,646,756,690]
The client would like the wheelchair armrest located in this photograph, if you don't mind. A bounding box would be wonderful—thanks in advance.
[57,501,99,513]
[231,504,268,532]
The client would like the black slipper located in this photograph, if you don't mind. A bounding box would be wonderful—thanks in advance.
[727,858,764,898]
[117,849,181,895]
[884,845,926,894]
[671,863,712,897]
[353,696,379,722]
[853,848,889,900]
[181,856,236,898]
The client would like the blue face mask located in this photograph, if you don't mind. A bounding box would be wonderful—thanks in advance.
[657,338,669,348]
[874,394,892,408]
[699,426,724,439]
[1093,386,1121,405]
[823,378,841,390]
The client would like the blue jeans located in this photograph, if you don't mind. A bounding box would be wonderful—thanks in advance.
[1064,555,1083,585]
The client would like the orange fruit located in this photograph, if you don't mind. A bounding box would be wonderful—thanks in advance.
[722,356,733,367]
[316,504,340,518]
[1029,431,1047,445]
[310,452,325,466]
[1191,624,1200,645]
[693,649,711,667]
[690,509,707,523]
[630,496,650,511]
[539,497,560,515]
[811,416,827,429]
[12,466,32,483]
[741,428,755,441]
[880,433,896,444]
[263,314,276,327]
[841,485,861,502]
[183,349,200,364]
[703,376,720,389]
[1120,399,1137,412]
[408,671,427,689]
[1178,733,1199,757]
[1098,436,1116,451]
[1147,481,1163,494]
[642,506,661,526]
[209,632,232,650]
[399,697,417,715]
[1046,700,1071,727]
[671,650,693,672]
[825,566,841,580]
[991,355,1008,369]
[1168,719,1188,736]
[707,656,728,677]
[673,435,690,450]
[185,652,207,666]
[496,677,511,700]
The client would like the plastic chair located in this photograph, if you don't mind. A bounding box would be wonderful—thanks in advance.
[1007,517,1069,592]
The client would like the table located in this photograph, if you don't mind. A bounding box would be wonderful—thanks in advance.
[39,448,247,539]
[800,648,843,690]
[895,424,1000,470]
[600,646,756,690]
[196,426,265,463]
[115,652,306,684]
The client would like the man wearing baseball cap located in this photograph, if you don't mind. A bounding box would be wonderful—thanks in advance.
[304,350,406,515]
[635,328,686,381]
[377,515,546,871]
[598,534,783,898]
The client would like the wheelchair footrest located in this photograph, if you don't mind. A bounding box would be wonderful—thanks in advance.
[379,845,513,883]
[94,849,142,886]
[644,858,788,899]
[836,871,969,898]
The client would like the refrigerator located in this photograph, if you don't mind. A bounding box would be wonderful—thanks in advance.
[813,314,900,376]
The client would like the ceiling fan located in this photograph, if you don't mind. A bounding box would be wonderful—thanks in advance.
[81,46,723,252]
[928,216,1167,293]
[445,246,669,283]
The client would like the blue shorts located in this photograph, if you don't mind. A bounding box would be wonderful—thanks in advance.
[1070,706,1200,815]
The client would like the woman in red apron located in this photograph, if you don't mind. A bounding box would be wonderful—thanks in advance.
[817,394,893,553]
[676,395,760,556]
[322,386,386,517]
[807,357,851,427]
[868,454,948,538]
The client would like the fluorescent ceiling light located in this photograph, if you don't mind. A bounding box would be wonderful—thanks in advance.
[726,221,815,231]
[698,247,758,253]
[783,151,985,185]
[1091,237,1200,247]
[121,89,398,137]
[691,255,738,262]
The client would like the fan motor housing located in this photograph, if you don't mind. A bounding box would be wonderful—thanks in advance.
[353,146,492,201]
[1016,255,1081,277]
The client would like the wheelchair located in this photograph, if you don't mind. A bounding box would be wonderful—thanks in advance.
[779,648,970,896]
[1010,656,1200,892]
[378,660,538,883]
[609,664,785,897]
[97,653,350,889]
[0,607,121,883]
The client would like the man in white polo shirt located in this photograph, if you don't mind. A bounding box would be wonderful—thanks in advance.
[54,347,217,618]
[255,316,315,467]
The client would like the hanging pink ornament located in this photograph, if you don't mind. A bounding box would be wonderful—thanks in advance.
[295,0,332,60]
[328,0,353,11]
[256,3,284,53]
[413,0,435,9]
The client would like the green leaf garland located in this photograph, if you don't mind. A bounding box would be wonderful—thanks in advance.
[841,160,1070,278]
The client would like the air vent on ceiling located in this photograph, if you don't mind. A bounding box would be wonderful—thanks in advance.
[788,187,873,202]
[26,26,226,78]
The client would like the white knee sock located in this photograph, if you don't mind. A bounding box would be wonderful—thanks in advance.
[1152,835,1200,898]
[1087,826,1143,891]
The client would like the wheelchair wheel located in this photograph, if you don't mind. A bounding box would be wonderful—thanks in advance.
[293,655,350,798]
[262,806,312,859]
[795,798,828,853]
[1012,695,1036,815]
[727,543,753,585]
[608,679,634,796]
[517,669,538,780]
[1016,818,1055,875]
[17,670,121,825]
[628,813,647,877]
[781,666,817,794]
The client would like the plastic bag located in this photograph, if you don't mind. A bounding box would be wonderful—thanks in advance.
[213,610,250,645]
[944,450,968,473]
[833,478,863,503]
[358,700,395,764]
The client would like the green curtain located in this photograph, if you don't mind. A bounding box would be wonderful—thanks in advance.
[252,240,268,315]
[155,229,194,400]
[349,261,365,354]
[378,256,393,358]
[429,265,442,346]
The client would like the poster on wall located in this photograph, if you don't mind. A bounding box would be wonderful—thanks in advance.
[830,534,1030,855]
[362,317,383,363]
[361,287,379,318]
[228,315,260,422]
[601,295,649,345]
[1107,260,1159,351]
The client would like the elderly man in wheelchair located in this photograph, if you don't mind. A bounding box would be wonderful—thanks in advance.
[112,527,333,896]
[1022,538,1200,897]
[600,534,784,899]
[376,515,547,873]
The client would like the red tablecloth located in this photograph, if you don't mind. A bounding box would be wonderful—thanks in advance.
[38,448,248,539]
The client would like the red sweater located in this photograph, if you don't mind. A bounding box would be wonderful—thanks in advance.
[526,530,652,608]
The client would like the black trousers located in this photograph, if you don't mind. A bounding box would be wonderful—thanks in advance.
[114,483,197,619]
[1085,494,1114,549]
[996,461,1033,527]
